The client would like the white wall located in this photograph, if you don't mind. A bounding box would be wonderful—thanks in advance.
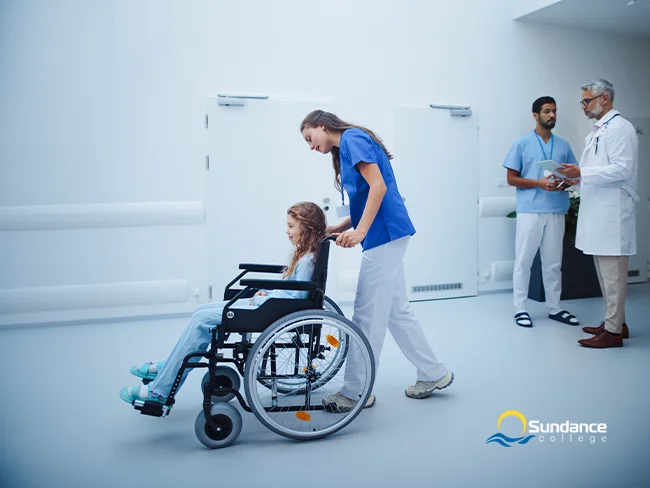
[1,0,649,326]
[510,0,562,19]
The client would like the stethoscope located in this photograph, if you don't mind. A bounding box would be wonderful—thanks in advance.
[587,113,620,155]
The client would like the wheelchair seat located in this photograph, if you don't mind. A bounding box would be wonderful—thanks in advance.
[221,235,332,333]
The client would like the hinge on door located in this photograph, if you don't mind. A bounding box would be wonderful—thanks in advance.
[205,113,208,128]
[205,155,210,170]
[208,286,213,301]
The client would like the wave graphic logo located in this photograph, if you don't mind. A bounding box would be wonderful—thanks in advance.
[486,410,536,447]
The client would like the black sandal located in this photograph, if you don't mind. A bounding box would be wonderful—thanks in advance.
[515,312,533,328]
[548,310,579,326]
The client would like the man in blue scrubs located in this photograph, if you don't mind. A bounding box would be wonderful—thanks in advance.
[503,96,580,328]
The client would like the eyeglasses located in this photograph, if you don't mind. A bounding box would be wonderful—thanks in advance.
[580,94,603,107]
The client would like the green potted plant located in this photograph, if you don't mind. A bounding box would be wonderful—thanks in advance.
[507,184,602,300]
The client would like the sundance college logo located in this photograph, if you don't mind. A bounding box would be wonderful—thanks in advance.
[485,410,608,447]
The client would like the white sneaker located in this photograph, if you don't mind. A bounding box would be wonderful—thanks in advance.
[405,372,454,399]
[322,392,376,413]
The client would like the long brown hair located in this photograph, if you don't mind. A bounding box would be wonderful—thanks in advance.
[300,110,393,191]
[284,202,327,278]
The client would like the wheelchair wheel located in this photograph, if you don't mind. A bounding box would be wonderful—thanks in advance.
[244,310,375,441]
[201,366,240,403]
[195,403,242,449]
[323,295,344,315]
[257,296,350,395]
[318,296,349,382]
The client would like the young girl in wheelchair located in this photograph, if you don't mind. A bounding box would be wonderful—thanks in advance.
[120,201,327,406]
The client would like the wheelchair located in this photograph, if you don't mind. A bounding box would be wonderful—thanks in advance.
[131,236,375,448]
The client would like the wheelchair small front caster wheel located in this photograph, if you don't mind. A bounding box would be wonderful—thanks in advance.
[195,403,242,449]
[201,366,241,403]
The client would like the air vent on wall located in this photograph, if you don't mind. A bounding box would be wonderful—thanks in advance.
[412,283,463,293]
[628,270,640,277]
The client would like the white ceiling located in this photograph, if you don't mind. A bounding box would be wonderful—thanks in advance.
[516,0,650,39]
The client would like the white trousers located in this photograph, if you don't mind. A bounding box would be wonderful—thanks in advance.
[340,236,448,399]
[513,213,565,314]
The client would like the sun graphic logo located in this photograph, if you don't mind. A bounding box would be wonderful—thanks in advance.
[486,410,536,447]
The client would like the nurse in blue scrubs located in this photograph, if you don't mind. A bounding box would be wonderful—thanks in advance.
[301,110,454,412]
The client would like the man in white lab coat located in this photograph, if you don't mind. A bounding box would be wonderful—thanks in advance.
[559,79,639,348]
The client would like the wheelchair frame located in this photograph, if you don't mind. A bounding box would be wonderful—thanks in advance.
[132,236,372,447]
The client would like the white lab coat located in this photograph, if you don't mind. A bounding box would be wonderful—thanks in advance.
[576,110,639,256]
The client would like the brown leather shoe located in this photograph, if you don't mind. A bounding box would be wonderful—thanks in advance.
[578,330,623,348]
[582,322,629,339]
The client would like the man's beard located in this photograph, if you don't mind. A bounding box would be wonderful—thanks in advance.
[585,101,604,119]
[540,119,556,130]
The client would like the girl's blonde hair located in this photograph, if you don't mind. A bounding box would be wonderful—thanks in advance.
[284,202,327,278]
[300,110,393,191]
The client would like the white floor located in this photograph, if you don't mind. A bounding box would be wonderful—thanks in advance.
[1,284,649,488]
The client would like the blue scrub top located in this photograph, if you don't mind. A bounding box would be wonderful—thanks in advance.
[339,128,415,251]
[503,131,578,214]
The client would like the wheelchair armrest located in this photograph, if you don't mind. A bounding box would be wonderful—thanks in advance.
[223,288,256,300]
[239,279,318,291]
[238,263,285,273]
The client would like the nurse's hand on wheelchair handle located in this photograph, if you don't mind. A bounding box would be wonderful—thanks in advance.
[335,229,366,248]
[326,217,352,236]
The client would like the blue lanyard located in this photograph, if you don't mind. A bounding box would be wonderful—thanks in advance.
[340,188,345,206]
[534,131,554,160]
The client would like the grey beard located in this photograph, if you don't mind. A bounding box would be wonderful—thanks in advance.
[587,102,604,119]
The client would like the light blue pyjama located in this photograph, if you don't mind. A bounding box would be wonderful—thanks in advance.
[147,253,314,397]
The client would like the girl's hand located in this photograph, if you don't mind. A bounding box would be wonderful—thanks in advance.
[336,229,366,248]
[326,225,339,235]
[250,290,267,305]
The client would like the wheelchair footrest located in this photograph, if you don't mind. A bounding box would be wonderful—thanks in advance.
[134,400,172,417]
